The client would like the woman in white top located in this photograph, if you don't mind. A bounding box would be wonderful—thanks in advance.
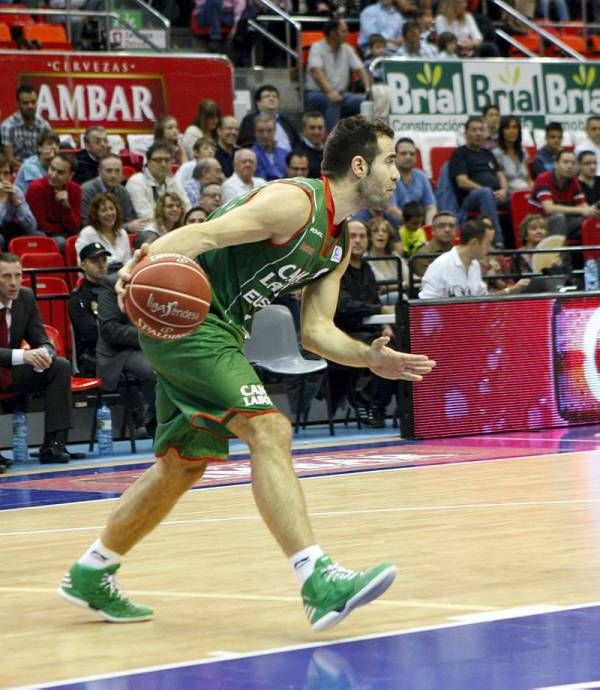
[182,99,221,159]
[365,217,408,304]
[434,0,482,56]
[143,192,187,238]
[154,115,189,166]
[76,192,131,269]
[492,115,532,192]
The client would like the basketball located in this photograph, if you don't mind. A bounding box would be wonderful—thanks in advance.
[124,253,211,340]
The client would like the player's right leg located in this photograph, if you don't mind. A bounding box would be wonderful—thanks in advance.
[59,449,207,622]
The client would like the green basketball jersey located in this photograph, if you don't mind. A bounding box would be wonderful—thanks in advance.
[197,177,348,335]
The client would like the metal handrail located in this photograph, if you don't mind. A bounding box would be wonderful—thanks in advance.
[487,0,585,59]
[0,4,169,52]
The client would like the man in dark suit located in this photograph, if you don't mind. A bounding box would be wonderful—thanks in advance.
[0,252,74,470]
[74,126,110,185]
[238,85,300,152]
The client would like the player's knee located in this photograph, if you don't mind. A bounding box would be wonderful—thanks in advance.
[159,448,208,482]
[245,413,293,452]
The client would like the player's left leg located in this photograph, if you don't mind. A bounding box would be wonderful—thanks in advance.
[228,411,397,632]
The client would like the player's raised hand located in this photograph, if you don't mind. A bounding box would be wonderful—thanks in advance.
[116,243,150,312]
[365,336,436,382]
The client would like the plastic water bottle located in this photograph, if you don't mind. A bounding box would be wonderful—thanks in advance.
[12,409,29,463]
[584,258,599,291]
[96,402,113,456]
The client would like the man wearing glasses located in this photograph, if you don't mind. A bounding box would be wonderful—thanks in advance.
[577,151,600,207]
[125,142,190,219]
[199,183,223,215]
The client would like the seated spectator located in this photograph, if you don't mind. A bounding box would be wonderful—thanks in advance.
[363,34,391,119]
[577,151,600,207]
[449,116,507,247]
[183,156,225,206]
[96,260,157,439]
[358,0,404,55]
[412,211,458,278]
[184,206,208,224]
[194,0,245,47]
[538,0,569,22]
[415,7,435,42]
[125,141,190,219]
[174,137,218,191]
[143,192,187,237]
[435,0,499,56]
[74,126,110,185]
[528,149,600,240]
[365,216,407,304]
[296,112,326,179]
[238,85,300,153]
[437,31,458,58]
[574,116,600,177]
[153,116,189,166]
[77,192,131,269]
[396,21,439,57]
[81,154,146,234]
[304,19,369,132]
[399,201,427,258]
[0,252,77,465]
[68,242,111,376]
[25,153,81,252]
[516,214,551,273]
[198,182,223,215]
[492,115,532,192]
[0,154,38,249]
[286,150,310,178]
[331,219,396,427]
[532,122,563,179]
[182,99,221,158]
[215,116,240,178]
[482,104,501,150]
[222,149,267,204]
[251,114,288,181]
[420,219,528,298]
[15,131,60,194]
[387,137,437,227]
[1,84,50,165]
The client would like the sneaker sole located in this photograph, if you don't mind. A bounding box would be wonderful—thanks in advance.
[58,587,153,623]
[311,564,397,632]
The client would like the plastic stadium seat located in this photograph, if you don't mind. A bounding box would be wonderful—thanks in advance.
[429,147,455,188]
[64,235,78,269]
[300,31,325,65]
[20,252,66,284]
[510,189,532,247]
[582,218,600,262]
[8,235,59,256]
[244,305,334,435]
[0,22,15,48]
[23,22,73,50]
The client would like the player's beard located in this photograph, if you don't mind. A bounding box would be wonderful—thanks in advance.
[356,173,389,211]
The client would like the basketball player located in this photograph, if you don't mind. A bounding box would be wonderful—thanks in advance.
[59,117,436,631]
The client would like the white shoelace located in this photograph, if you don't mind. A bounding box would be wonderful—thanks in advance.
[322,562,356,582]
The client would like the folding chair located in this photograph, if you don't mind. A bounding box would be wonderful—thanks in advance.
[244,305,335,435]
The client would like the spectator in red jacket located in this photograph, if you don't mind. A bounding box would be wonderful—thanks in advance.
[25,153,81,252]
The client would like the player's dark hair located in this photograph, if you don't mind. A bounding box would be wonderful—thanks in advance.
[321,116,394,181]
[0,252,20,264]
[459,219,487,245]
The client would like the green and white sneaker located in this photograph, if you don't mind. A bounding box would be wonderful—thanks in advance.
[58,563,153,623]
[301,555,397,632]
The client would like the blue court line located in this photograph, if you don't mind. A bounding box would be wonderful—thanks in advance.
[16,604,600,690]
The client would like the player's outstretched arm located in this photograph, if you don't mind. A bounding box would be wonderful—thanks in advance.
[301,254,435,380]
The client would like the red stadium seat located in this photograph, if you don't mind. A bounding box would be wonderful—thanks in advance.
[20,251,66,284]
[581,217,600,261]
[429,147,455,188]
[22,276,70,352]
[510,189,532,247]
[8,235,59,256]
[22,22,73,50]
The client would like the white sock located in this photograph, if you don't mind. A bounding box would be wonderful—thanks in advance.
[290,545,324,586]
[78,538,122,569]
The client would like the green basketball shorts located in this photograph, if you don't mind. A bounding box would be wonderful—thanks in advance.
[139,313,278,461]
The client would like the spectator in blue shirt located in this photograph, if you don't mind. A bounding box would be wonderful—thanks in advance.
[0,155,40,250]
[359,0,405,54]
[14,131,60,194]
[532,122,564,180]
[251,113,287,181]
[387,138,437,226]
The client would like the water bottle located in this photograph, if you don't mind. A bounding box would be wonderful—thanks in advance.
[584,258,599,291]
[12,409,29,463]
[96,402,113,456]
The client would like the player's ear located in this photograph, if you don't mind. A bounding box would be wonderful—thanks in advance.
[350,154,368,180]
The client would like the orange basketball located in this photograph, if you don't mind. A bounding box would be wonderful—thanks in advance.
[124,254,211,340]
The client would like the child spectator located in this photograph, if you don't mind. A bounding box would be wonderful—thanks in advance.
[437,31,458,58]
[363,34,391,119]
[399,201,427,258]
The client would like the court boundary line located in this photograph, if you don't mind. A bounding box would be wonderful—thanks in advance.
[11,599,600,690]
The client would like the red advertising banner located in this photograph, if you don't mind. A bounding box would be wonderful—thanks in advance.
[408,294,600,439]
[0,50,234,135]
